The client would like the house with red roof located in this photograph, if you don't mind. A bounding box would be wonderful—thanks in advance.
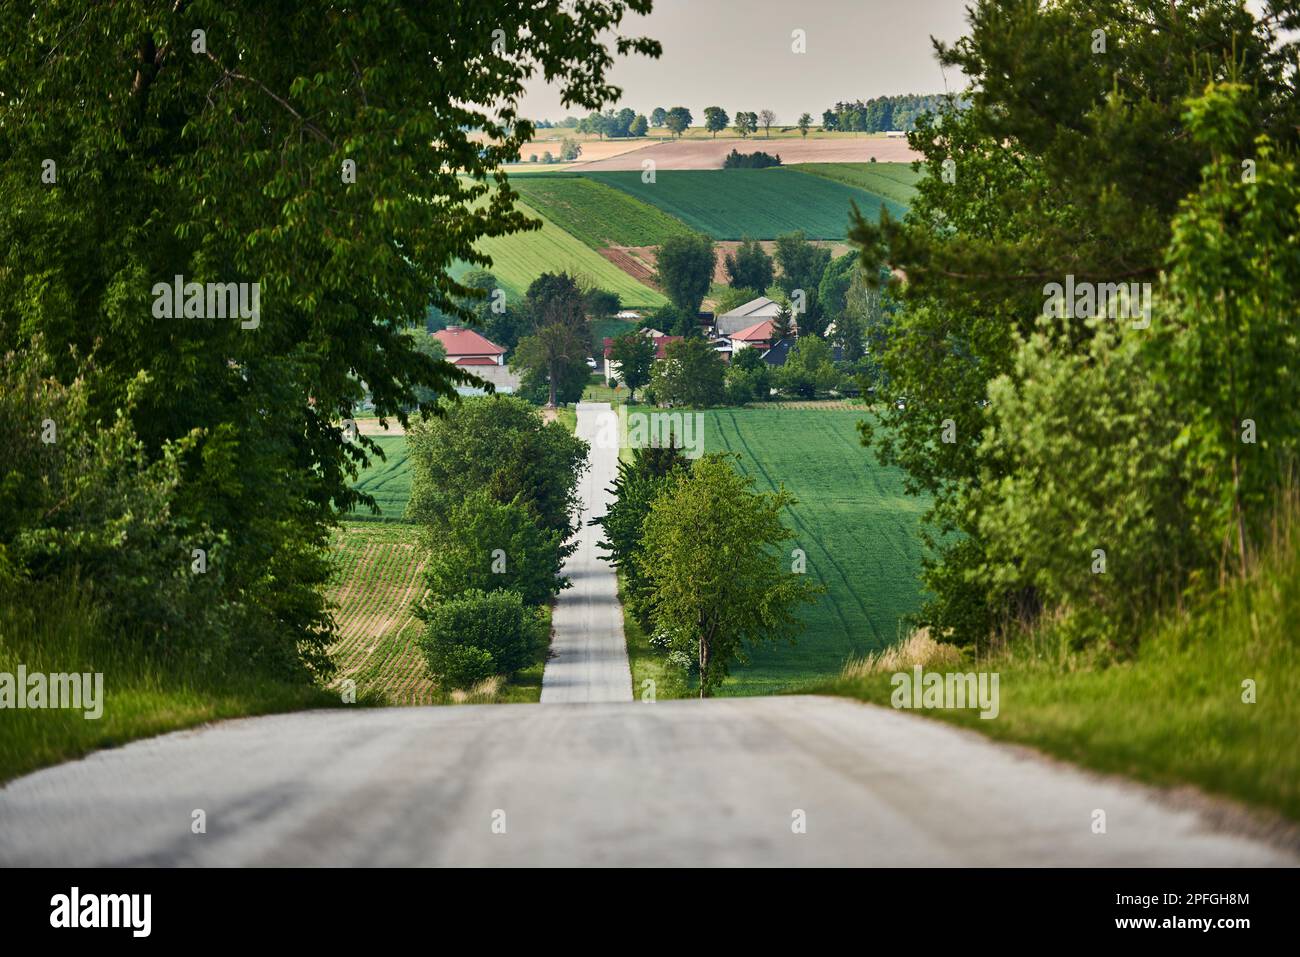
[728,317,777,353]
[602,331,682,383]
[432,325,518,393]
[433,325,507,367]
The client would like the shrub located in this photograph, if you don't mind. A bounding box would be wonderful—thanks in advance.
[417,588,546,689]
[422,490,567,606]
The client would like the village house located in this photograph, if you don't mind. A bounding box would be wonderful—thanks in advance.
[432,324,519,393]
[715,296,793,337]
[602,329,682,383]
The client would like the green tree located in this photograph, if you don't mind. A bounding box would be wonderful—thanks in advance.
[724,239,774,291]
[655,233,716,318]
[630,114,649,137]
[407,395,588,547]
[636,455,822,695]
[512,323,590,408]
[592,444,689,626]
[776,336,841,398]
[846,2,1300,646]
[797,112,812,138]
[609,331,657,402]
[0,1,658,679]
[770,302,794,342]
[735,111,757,138]
[774,231,832,337]
[650,106,668,127]
[650,337,726,408]
[665,106,693,138]
[423,490,567,607]
[418,588,547,690]
[703,106,730,138]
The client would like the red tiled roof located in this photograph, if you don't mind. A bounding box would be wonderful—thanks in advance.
[603,334,682,360]
[453,356,498,366]
[731,318,775,342]
[433,325,506,357]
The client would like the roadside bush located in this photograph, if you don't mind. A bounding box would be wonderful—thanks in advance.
[422,490,567,606]
[418,588,547,689]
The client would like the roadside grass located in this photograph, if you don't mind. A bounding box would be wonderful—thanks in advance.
[618,572,690,701]
[814,530,1300,822]
[0,580,346,785]
[553,406,577,434]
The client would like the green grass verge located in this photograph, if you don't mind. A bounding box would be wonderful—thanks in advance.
[584,169,909,240]
[814,533,1300,822]
[509,173,694,248]
[787,162,923,207]
[0,582,347,785]
[618,571,689,700]
[450,199,666,308]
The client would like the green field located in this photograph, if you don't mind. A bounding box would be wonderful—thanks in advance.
[348,434,412,521]
[584,169,909,240]
[509,174,693,248]
[788,162,924,207]
[328,522,548,705]
[702,407,931,695]
[451,200,667,308]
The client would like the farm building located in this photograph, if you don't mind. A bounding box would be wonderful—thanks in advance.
[715,296,791,337]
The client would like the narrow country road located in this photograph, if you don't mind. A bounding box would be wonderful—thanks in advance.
[0,696,1292,866]
[540,401,632,704]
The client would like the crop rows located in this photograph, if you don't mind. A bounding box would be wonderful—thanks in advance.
[328,522,437,705]
[584,169,909,240]
[786,162,923,208]
[701,407,930,696]
[510,174,694,249]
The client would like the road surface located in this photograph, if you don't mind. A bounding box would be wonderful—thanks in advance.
[540,402,632,704]
[0,696,1293,866]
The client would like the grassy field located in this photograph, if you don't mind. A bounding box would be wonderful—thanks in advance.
[450,200,666,308]
[584,169,908,239]
[348,434,412,521]
[788,162,924,207]
[509,174,693,248]
[327,521,549,706]
[817,524,1300,822]
[701,407,930,695]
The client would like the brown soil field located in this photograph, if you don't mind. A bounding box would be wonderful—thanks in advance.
[571,136,921,171]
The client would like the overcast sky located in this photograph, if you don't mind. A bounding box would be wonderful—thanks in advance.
[520,0,972,123]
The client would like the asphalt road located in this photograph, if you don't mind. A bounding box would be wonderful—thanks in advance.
[1,695,1292,866]
[540,402,632,704]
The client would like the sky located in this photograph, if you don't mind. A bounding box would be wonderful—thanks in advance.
[519,0,972,124]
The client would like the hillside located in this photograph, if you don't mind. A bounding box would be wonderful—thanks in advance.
[586,169,908,240]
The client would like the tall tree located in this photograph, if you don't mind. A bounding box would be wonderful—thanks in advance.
[734,111,757,138]
[665,106,693,138]
[650,338,727,408]
[630,114,649,136]
[758,109,776,137]
[0,1,659,678]
[655,233,716,319]
[703,106,730,138]
[637,455,822,696]
[797,112,813,138]
[724,238,774,292]
[609,331,657,402]
[774,232,832,337]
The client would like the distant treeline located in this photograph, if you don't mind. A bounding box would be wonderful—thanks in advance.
[722,149,781,169]
[821,94,965,133]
